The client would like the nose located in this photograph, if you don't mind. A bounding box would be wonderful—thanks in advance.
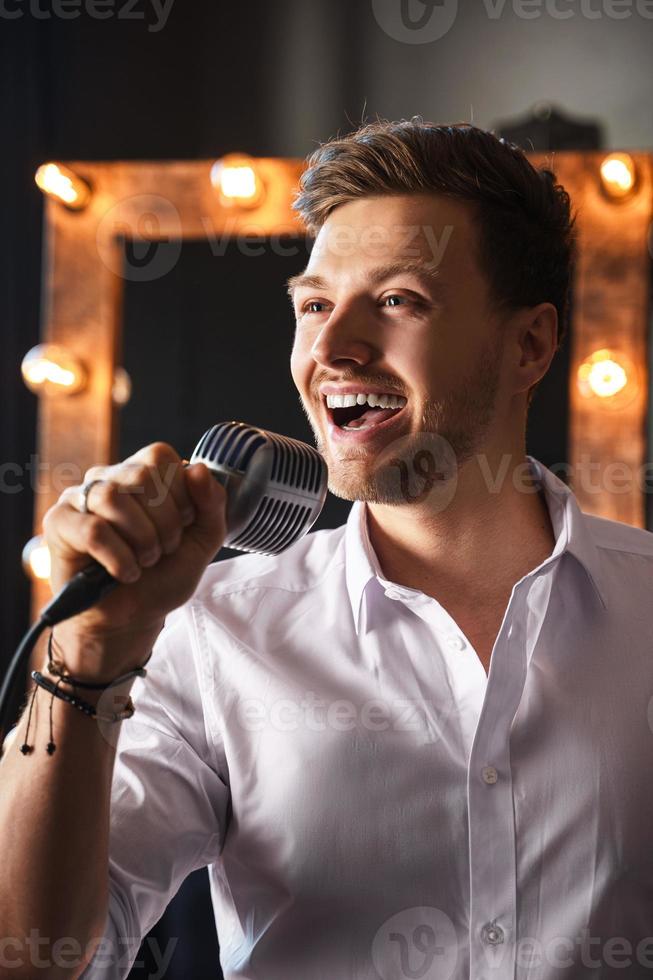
[309,303,380,370]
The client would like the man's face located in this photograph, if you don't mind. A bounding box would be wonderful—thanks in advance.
[289,193,509,503]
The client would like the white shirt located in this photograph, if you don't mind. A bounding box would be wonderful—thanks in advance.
[83,456,653,980]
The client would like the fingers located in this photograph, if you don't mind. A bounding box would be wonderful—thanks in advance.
[122,446,227,557]
[183,462,227,552]
[107,463,185,557]
[87,443,194,559]
[45,444,227,591]
[121,442,195,523]
[44,502,143,584]
[63,481,163,568]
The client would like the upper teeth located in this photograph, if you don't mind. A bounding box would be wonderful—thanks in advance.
[326,393,407,409]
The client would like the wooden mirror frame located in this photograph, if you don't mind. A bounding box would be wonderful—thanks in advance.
[31,152,653,614]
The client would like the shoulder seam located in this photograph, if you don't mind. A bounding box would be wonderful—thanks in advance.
[585,514,653,558]
[192,558,348,603]
[594,540,653,557]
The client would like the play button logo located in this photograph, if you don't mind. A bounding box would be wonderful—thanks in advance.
[372,0,459,43]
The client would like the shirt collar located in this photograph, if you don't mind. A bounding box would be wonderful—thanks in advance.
[345,455,608,635]
[344,497,382,636]
[527,456,608,610]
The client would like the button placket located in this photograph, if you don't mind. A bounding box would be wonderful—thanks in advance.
[467,588,529,979]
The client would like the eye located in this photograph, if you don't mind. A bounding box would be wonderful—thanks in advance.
[299,300,329,316]
[382,294,408,308]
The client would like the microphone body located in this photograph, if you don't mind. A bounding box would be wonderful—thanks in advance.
[41,422,328,627]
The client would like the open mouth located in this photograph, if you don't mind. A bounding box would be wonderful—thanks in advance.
[327,399,406,431]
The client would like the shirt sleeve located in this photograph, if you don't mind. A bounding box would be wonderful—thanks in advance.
[80,602,230,979]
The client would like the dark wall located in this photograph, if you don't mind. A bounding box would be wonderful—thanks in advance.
[0,17,43,724]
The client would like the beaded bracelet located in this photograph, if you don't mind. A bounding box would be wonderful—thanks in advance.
[20,669,136,757]
[33,671,135,720]
[46,630,151,691]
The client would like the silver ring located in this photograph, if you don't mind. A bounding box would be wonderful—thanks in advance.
[80,478,106,514]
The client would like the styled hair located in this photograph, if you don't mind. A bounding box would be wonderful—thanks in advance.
[293,117,576,403]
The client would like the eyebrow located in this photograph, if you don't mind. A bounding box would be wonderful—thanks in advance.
[285,260,444,302]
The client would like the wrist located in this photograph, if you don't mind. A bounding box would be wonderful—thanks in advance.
[46,623,160,685]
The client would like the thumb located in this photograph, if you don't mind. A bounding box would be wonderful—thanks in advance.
[184,462,228,554]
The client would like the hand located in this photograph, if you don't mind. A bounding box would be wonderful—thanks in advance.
[41,443,227,677]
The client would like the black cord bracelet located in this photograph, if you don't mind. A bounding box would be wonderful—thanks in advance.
[20,670,135,757]
[46,630,150,690]
[32,671,135,721]
[33,671,97,717]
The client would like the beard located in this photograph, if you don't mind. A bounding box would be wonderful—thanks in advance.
[301,334,504,506]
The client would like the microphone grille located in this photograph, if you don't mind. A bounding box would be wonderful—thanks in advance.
[192,421,267,472]
[190,422,328,556]
[268,432,324,495]
[233,495,316,554]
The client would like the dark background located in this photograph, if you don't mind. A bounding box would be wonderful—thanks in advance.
[2,1,652,977]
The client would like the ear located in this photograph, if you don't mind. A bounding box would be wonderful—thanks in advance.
[511,303,559,397]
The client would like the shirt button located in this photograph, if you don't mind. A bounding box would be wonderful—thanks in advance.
[482,766,498,785]
[446,634,466,651]
[481,921,505,945]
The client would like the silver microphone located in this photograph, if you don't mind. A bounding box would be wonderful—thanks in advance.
[39,422,328,626]
[190,421,328,555]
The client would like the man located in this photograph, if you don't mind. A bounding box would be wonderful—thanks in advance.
[2,119,653,980]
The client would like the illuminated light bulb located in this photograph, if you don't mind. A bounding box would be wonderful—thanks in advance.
[21,344,86,396]
[22,536,51,582]
[112,366,132,407]
[220,166,257,198]
[600,153,637,200]
[35,162,91,210]
[210,155,265,208]
[577,349,631,400]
